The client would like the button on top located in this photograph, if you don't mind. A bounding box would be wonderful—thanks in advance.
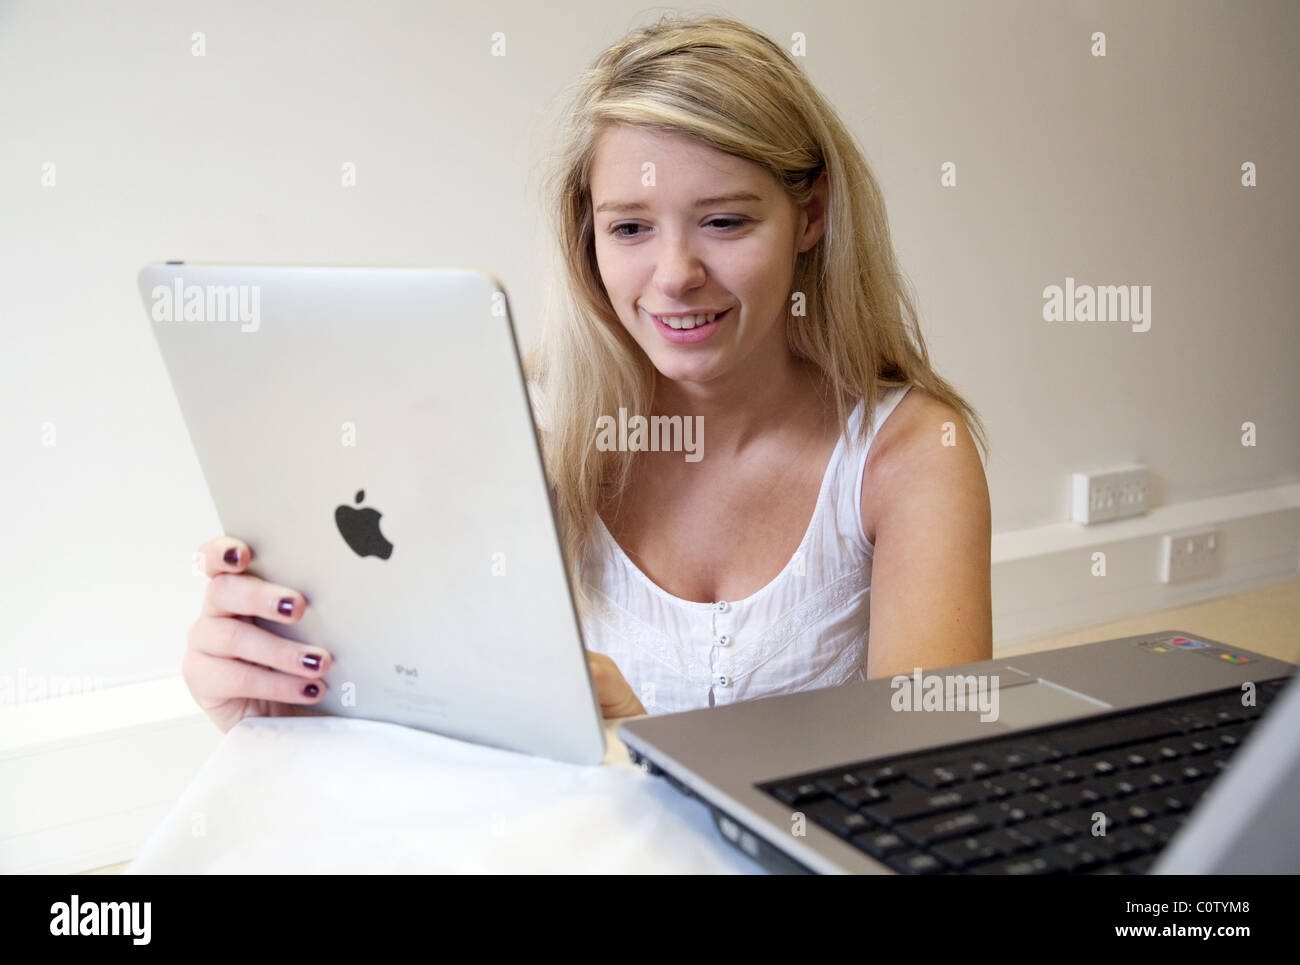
[715,634,732,647]
[713,674,731,687]
[714,600,729,612]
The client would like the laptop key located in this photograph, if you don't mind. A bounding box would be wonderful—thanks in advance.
[1038,841,1104,872]
[1054,784,1105,809]
[1120,748,1151,769]
[804,799,873,838]
[999,771,1046,794]
[1214,724,1251,749]
[1026,762,1085,785]
[960,777,1015,801]
[1016,817,1076,845]
[982,745,1036,771]
[1165,735,1213,757]
[908,764,962,789]
[1087,830,1149,861]
[991,792,1058,823]
[1092,774,1141,799]
[932,836,1003,870]
[850,764,906,786]
[1129,821,1170,848]
[1128,790,1182,816]
[1052,807,1110,837]
[834,784,889,809]
[894,809,991,848]
[885,850,946,874]
[935,826,1038,869]
[952,758,997,781]
[1139,739,1185,762]
[1079,754,1124,777]
[814,771,863,796]
[971,853,1062,875]
[861,786,970,826]
[772,781,826,806]
[850,828,908,860]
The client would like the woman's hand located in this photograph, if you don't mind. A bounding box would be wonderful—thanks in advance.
[184,536,333,733]
[586,651,647,718]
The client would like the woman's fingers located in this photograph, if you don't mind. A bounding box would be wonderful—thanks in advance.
[200,571,306,623]
[199,536,252,578]
[187,610,330,677]
[182,649,328,707]
[587,652,646,718]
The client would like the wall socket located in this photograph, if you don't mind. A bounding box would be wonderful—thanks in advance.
[1161,529,1220,584]
[1071,465,1149,524]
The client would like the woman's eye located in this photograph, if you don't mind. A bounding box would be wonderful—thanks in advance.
[609,218,748,238]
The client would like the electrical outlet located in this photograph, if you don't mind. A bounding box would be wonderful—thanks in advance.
[1161,529,1220,584]
[1071,466,1149,524]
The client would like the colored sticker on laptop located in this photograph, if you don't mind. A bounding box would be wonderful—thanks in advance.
[1219,653,1251,664]
[1171,637,1209,649]
[1136,640,1172,653]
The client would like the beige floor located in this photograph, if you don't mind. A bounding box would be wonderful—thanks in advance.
[80,578,1299,875]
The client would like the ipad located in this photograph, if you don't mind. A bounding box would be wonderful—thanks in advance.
[139,263,606,765]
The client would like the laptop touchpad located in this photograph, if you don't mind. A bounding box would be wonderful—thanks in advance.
[993,680,1110,731]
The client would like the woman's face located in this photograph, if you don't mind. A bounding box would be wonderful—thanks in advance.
[589,123,824,390]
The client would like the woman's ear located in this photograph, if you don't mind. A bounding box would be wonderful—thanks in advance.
[796,169,830,254]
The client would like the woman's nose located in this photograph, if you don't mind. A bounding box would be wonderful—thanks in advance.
[653,234,707,295]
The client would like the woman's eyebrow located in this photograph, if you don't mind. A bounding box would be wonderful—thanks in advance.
[594,191,763,215]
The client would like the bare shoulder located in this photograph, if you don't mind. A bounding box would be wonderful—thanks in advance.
[860,386,987,546]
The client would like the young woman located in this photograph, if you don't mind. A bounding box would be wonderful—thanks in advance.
[184,15,992,732]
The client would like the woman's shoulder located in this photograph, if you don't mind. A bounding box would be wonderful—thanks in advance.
[860,384,983,543]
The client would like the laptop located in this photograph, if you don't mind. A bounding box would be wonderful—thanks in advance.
[619,631,1298,873]
[138,262,606,765]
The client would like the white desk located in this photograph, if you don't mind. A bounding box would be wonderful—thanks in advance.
[126,714,764,874]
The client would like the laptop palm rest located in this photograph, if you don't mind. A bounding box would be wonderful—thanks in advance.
[992,679,1111,732]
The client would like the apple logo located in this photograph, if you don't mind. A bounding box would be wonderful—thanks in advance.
[335,489,394,559]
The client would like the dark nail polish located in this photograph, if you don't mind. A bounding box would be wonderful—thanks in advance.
[303,683,319,697]
[301,653,321,671]
[224,547,239,566]
[277,597,294,616]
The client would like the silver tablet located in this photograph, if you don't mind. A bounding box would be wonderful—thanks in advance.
[139,263,605,765]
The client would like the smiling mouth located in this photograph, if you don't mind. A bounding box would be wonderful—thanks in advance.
[649,308,730,330]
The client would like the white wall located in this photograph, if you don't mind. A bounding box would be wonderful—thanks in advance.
[2,0,1297,687]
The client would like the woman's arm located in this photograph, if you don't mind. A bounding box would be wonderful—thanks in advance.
[861,390,993,679]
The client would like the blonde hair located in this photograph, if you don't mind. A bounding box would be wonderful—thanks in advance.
[523,13,989,618]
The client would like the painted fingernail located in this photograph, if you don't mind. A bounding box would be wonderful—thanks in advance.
[224,547,239,566]
[301,653,321,671]
[277,597,295,616]
[303,683,320,697]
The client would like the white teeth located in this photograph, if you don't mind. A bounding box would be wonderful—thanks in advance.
[657,312,719,330]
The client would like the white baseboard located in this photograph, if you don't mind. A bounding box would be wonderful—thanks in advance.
[991,482,1300,648]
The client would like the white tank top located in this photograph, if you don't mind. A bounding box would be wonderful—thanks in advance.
[578,384,913,715]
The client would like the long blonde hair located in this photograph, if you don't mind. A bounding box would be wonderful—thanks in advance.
[523,14,989,618]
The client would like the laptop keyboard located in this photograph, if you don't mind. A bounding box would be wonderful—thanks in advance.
[757,678,1289,874]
